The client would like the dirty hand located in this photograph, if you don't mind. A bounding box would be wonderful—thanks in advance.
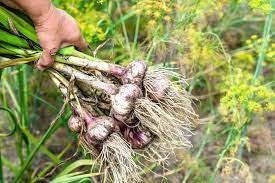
[1,0,88,70]
[33,5,88,70]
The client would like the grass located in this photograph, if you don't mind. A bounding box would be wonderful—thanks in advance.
[0,0,274,182]
[0,151,3,183]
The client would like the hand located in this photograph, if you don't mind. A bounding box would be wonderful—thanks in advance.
[33,5,88,70]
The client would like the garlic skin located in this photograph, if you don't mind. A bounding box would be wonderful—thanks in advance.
[86,116,116,145]
[68,115,81,133]
[121,60,147,88]
[111,84,142,123]
[123,127,153,149]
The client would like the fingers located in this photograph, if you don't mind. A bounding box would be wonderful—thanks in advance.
[60,35,88,51]
[37,36,87,71]
[73,36,89,51]
[34,8,89,71]
[36,48,58,70]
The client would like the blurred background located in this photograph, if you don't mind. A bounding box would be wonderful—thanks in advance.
[0,0,274,182]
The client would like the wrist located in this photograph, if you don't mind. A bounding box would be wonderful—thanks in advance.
[24,2,55,26]
[1,0,22,10]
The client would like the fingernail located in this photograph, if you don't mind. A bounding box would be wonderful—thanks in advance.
[49,48,58,56]
[36,64,46,71]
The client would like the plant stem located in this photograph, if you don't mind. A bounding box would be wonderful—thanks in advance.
[115,0,131,54]
[1,155,18,174]
[236,10,273,169]
[253,12,272,80]
[13,114,66,182]
[0,48,16,55]
[0,29,30,48]
[183,78,215,182]
[146,41,156,65]
[0,151,3,183]
[18,65,30,154]
[0,107,17,137]
[209,127,234,182]
[105,10,136,35]
[58,46,101,62]
[19,128,61,164]
[0,5,38,44]
[31,143,71,183]
[52,63,118,95]
[182,122,213,183]
[55,55,125,77]
[0,56,39,69]
[131,14,140,59]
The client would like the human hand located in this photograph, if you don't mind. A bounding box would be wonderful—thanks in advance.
[33,5,88,70]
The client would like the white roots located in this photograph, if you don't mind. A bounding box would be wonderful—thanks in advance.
[134,68,198,155]
[143,68,198,128]
[140,139,173,165]
[157,89,198,128]
[135,98,193,149]
[100,133,141,183]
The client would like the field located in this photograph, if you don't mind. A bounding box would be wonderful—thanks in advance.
[0,0,274,182]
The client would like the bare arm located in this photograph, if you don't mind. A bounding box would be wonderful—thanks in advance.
[2,0,52,20]
[1,0,88,70]
[1,0,21,9]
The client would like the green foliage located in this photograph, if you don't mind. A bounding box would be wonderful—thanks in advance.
[245,34,275,63]
[0,0,274,182]
[220,69,274,126]
[133,0,174,28]
[54,0,110,44]
[246,0,273,13]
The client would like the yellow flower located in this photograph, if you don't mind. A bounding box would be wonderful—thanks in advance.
[257,38,262,44]
[145,10,152,16]
[266,51,275,58]
[261,4,272,13]
[137,1,143,6]
[145,4,152,10]
[222,165,232,176]
[245,39,252,44]
[165,7,172,13]
[148,20,157,27]
[163,15,171,22]
[266,103,275,112]
[248,43,253,48]
[251,35,258,40]
[153,11,161,18]
[136,9,143,14]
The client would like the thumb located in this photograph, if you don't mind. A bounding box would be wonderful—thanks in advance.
[37,48,58,70]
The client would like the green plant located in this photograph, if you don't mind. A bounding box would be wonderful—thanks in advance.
[1,0,274,182]
[0,3,198,182]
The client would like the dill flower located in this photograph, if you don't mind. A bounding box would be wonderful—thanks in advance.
[266,51,275,58]
[221,164,232,176]
[163,15,171,22]
[59,1,109,43]
[246,39,252,44]
[133,0,175,34]
[145,10,152,16]
[97,0,105,4]
[251,34,258,39]
[265,103,274,112]
[148,20,157,27]
[246,0,273,14]
[153,11,161,18]
[220,70,274,125]
[256,38,262,44]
